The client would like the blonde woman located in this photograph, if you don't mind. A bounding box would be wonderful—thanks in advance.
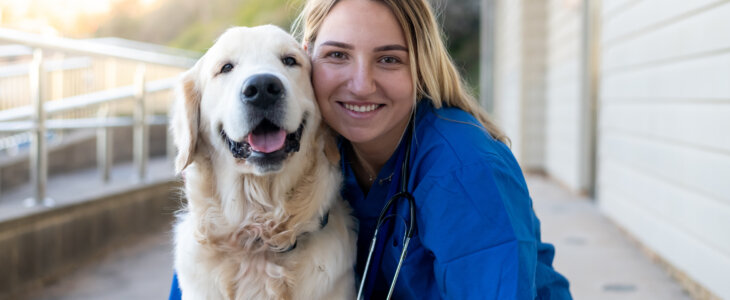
[299,0,571,299]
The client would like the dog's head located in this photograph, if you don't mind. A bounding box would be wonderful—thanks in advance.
[172,25,321,175]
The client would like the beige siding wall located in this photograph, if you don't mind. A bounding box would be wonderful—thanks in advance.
[521,1,548,170]
[494,0,547,171]
[545,0,585,191]
[494,0,525,162]
[597,1,730,298]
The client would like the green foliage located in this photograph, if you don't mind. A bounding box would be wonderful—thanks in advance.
[166,0,305,52]
[168,21,221,53]
[96,0,304,53]
[96,0,480,93]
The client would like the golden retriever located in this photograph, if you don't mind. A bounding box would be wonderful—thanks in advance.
[170,25,356,300]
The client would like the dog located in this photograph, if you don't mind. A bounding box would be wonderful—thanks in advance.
[170,25,356,300]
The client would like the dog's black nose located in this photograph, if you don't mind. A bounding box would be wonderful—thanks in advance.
[241,74,284,109]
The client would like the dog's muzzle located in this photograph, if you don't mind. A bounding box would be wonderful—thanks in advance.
[220,119,305,160]
[219,73,306,170]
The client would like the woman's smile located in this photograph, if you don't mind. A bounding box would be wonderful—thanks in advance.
[339,101,384,115]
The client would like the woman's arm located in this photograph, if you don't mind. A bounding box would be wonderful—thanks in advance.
[169,272,182,300]
[414,156,571,299]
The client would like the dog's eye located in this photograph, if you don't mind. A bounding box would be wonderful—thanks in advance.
[220,63,234,74]
[282,56,298,67]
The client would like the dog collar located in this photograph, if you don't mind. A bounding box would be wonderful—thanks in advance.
[274,210,330,254]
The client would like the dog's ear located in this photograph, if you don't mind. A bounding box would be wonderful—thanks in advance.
[171,68,201,174]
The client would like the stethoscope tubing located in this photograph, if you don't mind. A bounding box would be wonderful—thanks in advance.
[356,114,417,300]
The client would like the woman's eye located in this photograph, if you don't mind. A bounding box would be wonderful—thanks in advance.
[380,56,400,64]
[326,51,346,59]
[282,56,298,66]
[220,63,234,74]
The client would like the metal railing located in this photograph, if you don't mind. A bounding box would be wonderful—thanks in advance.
[0,28,197,207]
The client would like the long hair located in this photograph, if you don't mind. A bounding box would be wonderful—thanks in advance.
[293,0,508,144]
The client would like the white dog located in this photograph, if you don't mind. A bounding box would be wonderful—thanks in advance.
[171,25,356,300]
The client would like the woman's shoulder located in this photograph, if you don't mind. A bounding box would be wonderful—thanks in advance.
[409,100,523,187]
[414,100,511,168]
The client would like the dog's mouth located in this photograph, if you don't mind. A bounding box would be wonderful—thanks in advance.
[220,119,305,160]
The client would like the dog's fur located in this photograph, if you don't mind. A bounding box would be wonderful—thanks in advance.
[171,25,356,300]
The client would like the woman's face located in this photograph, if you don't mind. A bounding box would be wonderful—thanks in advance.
[311,0,414,148]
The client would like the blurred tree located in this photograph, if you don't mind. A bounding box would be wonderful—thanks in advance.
[94,0,479,90]
[433,0,481,94]
[95,0,304,52]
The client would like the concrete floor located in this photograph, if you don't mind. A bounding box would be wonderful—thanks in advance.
[27,231,174,300]
[25,174,691,299]
[528,175,690,300]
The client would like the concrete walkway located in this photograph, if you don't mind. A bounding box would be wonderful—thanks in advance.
[528,175,690,299]
[26,174,691,299]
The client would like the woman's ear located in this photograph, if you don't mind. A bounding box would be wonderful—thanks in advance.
[171,68,201,174]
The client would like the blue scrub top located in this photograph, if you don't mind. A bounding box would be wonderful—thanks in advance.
[343,99,571,299]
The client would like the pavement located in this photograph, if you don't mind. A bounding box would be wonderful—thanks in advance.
[23,174,691,299]
[528,175,690,299]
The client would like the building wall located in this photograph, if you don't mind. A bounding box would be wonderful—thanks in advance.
[597,1,730,298]
[521,0,548,170]
[544,0,586,192]
[494,0,547,171]
[491,0,730,297]
[494,0,524,162]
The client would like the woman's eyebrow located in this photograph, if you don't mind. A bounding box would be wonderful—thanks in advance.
[319,41,353,49]
[374,45,408,52]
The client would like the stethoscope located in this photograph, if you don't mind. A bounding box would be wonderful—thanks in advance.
[357,114,416,300]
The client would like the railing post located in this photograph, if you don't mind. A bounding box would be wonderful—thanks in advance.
[133,64,148,181]
[25,49,53,207]
[97,58,117,183]
[167,125,175,167]
[97,105,113,182]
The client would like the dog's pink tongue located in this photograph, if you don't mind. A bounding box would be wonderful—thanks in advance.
[248,130,287,153]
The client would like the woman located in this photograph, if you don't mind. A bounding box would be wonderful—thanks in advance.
[297,0,572,299]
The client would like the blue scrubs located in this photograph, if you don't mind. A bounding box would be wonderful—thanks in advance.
[345,99,571,299]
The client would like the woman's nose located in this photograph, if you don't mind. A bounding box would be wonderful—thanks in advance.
[347,61,376,97]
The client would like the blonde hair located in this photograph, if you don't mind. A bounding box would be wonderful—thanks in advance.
[293,0,508,144]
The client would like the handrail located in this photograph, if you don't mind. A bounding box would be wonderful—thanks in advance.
[0,34,192,206]
[0,28,198,69]
[0,116,168,132]
[0,56,91,78]
[0,77,177,122]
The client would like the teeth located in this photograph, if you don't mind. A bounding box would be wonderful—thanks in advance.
[343,103,380,113]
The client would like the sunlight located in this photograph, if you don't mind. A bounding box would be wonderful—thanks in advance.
[0,0,161,36]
